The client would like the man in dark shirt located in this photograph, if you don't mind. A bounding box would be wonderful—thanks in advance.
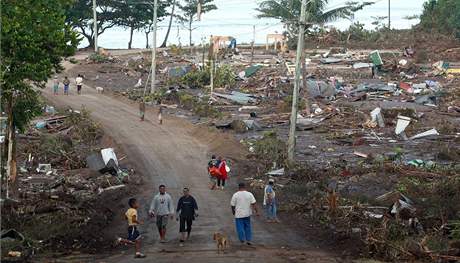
[176,187,198,246]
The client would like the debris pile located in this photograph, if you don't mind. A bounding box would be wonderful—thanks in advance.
[1,108,136,260]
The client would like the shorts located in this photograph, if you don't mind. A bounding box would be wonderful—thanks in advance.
[53,85,58,93]
[127,226,140,241]
[156,215,169,230]
[64,84,69,92]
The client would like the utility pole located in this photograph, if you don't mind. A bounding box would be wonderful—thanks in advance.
[151,0,158,93]
[388,0,391,28]
[251,25,255,63]
[92,0,98,53]
[287,0,307,163]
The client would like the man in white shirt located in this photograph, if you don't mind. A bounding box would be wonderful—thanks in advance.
[230,182,259,245]
[75,74,83,95]
[149,185,174,243]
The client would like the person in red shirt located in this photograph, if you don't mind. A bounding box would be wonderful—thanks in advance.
[217,156,228,190]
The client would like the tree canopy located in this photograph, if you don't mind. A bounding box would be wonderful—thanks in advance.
[1,0,78,131]
[419,0,460,38]
[256,0,373,37]
[113,0,168,48]
[177,0,217,46]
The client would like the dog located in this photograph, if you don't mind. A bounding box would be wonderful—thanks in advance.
[96,86,104,94]
[213,232,228,254]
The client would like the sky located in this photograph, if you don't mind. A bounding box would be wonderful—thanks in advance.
[82,0,428,49]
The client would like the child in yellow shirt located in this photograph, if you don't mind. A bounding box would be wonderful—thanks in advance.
[116,198,146,258]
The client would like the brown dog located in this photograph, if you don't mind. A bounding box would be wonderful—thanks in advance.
[213,232,228,254]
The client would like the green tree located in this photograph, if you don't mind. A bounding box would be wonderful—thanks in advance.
[114,0,168,49]
[178,0,217,46]
[65,0,121,48]
[419,0,460,38]
[1,0,78,183]
[256,0,373,38]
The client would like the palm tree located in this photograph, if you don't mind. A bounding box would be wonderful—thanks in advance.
[257,0,373,37]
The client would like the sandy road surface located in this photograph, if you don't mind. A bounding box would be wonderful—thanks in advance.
[40,61,339,263]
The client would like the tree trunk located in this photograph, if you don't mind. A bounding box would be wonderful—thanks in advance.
[160,0,176,48]
[145,31,150,48]
[128,24,135,49]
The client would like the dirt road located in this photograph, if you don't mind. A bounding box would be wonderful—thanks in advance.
[41,62,339,263]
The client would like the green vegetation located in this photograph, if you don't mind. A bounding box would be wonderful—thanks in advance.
[419,0,460,38]
[1,0,78,132]
[177,0,217,46]
[180,69,210,89]
[254,131,286,167]
[256,0,373,38]
[177,92,221,118]
[87,52,112,63]
[173,65,235,89]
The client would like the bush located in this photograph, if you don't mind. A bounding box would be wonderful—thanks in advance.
[87,53,111,63]
[179,65,235,89]
[180,69,210,89]
[254,131,286,167]
[214,65,235,89]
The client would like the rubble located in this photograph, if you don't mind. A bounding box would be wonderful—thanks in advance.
[65,40,460,262]
[1,109,135,259]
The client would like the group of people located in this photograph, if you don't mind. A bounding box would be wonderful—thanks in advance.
[52,74,83,95]
[118,185,199,258]
[139,99,163,125]
[118,156,279,259]
[207,155,229,190]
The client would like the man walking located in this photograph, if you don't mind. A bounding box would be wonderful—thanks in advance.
[149,185,174,243]
[52,76,59,95]
[230,182,259,245]
[75,74,83,95]
[264,178,279,223]
[139,100,145,121]
[63,76,70,95]
[176,187,198,246]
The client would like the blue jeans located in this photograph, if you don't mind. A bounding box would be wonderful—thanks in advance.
[235,217,252,242]
[265,201,277,220]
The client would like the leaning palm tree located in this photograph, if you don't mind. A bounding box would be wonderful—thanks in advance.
[257,0,374,37]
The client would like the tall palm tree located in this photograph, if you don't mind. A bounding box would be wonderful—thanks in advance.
[257,0,373,37]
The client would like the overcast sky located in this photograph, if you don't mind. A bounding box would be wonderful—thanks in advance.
[90,0,429,48]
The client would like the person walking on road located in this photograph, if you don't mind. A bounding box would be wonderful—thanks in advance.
[52,76,59,95]
[116,198,147,258]
[264,178,279,223]
[208,155,220,190]
[139,100,145,121]
[149,185,174,243]
[63,76,70,95]
[75,74,83,95]
[217,156,229,190]
[176,187,198,246]
[231,182,259,245]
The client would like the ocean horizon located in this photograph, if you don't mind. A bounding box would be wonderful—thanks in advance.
[79,0,427,49]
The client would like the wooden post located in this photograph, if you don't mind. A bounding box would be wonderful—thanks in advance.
[287,0,307,163]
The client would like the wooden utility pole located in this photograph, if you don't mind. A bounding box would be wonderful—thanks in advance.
[92,0,98,53]
[151,0,158,93]
[209,38,215,101]
[287,0,307,163]
[251,25,255,63]
[388,0,391,28]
